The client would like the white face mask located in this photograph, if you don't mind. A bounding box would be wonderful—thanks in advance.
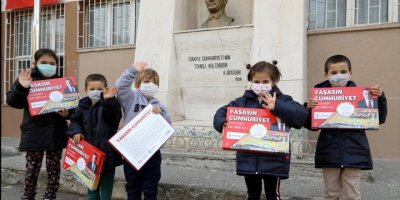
[87,90,102,101]
[251,83,272,96]
[140,83,159,98]
[328,73,350,87]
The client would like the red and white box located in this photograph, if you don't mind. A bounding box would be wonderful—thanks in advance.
[311,87,379,129]
[222,107,290,154]
[27,77,79,116]
[62,139,106,190]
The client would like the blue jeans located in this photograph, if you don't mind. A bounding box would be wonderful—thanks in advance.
[123,151,162,200]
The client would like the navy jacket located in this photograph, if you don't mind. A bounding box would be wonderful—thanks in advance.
[67,95,123,171]
[214,86,309,178]
[6,68,71,151]
[304,80,387,170]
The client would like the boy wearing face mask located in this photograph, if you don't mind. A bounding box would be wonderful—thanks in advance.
[115,62,171,200]
[305,55,387,200]
[67,74,123,200]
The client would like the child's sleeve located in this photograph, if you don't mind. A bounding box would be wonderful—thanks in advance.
[213,101,237,133]
[6,79,30,109]
[115,66,139,110]
[271,95,309,129]
[378,92,388,124]
[102,95,122,126]
[160,104,172,124]
[67,106,84,137]
[301,102,318,131]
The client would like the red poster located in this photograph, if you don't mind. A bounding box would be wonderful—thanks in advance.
[62,139,106,191]
[27,77,79,116]
[311,87,379,129]
[222,107,290,154]
[6,0,58,11]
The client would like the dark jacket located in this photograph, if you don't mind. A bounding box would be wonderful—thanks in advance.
[67,95,123,171]
[6,68,71,151]
[213,86,309,178]
[304,80,387,170]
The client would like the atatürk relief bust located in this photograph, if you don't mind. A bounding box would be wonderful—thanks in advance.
[201,0,234,28]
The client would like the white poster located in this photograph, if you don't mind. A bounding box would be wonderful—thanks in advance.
[109,104,175,170]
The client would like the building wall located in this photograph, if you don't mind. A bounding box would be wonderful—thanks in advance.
[307,24,400,159]
[77,47,135,94]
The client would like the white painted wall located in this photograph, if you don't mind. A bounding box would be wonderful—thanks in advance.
[251,0,307,103]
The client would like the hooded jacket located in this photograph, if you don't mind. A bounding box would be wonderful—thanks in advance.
[67,95,123,170]
[213,86,309,178]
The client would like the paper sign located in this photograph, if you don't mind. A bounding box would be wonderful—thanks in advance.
[222,107,290,154]
[109,104,175,170]
[311,87,379,129]
[27,77,79,116]
[62,139,106,190]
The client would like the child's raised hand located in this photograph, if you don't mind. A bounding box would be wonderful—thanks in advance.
[132,61,148,72]
[152,106,162,114]
[103,87,118,99]
[261,92,277,110]
[307,98,318,109]
[18,69,32,88]
[73,133,84,144]
[370,85,383,97]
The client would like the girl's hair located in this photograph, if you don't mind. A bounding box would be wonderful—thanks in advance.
[247,60,281,83]
[134,68,160,88]
[34,48,58,65]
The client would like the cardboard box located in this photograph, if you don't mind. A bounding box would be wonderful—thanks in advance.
[311,87,379,129]
[27,77,79,116]
[62,139,106,191]
[222,107,290,154]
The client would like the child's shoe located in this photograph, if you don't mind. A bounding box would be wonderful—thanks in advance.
[20,195,34,200]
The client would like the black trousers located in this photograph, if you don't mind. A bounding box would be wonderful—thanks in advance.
[244,175,281,200]
[23,150,62,199]
[123,151,162,200]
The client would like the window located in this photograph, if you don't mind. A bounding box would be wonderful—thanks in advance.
[3,4,65,103]
[308,0,347,30]
[308,0,397,30]
[355,0,388,24]
[78,0,139,48]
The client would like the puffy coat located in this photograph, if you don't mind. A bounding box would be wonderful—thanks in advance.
[67,95,123,170]
[304,80,387,170]
[6,68,71,151]
[213,86,309,178]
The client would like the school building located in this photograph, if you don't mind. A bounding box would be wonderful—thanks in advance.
[1,0,399,159]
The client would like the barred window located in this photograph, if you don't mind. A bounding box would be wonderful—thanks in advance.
[355,0,388,24]
[3,4,65,103]
[78,0,139,48]
[308,0,347,30]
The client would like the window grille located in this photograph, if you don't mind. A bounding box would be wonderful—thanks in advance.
[3,4,65,104]
[308,0,347,30]
[78,0,139,48]
[355,0,388,24]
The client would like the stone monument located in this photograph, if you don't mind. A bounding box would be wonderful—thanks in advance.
[201,0,234,28]
[134,0,307,154]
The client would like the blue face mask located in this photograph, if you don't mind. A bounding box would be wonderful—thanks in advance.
[37,64,57,77]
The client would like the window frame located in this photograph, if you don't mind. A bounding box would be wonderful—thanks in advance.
[3,4,65,104]
[79,0,137,49]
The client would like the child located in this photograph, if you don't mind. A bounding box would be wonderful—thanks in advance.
[6,48,72,200]
[67,74,123,200]
[305,55,387,200]
[115,62,171,200]
[213,61,309,200]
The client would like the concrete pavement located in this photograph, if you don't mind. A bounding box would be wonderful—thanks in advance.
[2,137,400,200]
